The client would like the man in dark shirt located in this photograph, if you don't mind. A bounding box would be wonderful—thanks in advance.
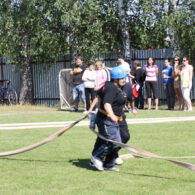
[69,56,86,112]
[132,60,145,109]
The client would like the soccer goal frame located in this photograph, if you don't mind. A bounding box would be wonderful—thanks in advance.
[59,69,73,109]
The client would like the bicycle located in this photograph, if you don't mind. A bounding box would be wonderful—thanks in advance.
[0,80,18,105]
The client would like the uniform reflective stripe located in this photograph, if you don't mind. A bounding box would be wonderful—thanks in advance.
[93,146,109,157]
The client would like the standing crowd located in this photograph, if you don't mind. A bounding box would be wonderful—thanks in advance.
[69,55,193,172]
[70,55,193,113]
[161,56,193,111]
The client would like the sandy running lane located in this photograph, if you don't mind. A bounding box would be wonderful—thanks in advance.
[0,116,195,130]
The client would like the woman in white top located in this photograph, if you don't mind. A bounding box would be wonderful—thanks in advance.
[179,57,193,111]
[117,55,131,83]
[82,61,96,111]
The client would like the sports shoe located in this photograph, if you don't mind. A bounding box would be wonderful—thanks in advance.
[115,157,123,165]
[91,156,104,171]
[124,105,129,112]
[128,108,132,113]
[104,167,120,172]
[72,107,78,112]
[83,108,87,113]
[89,162,95,167]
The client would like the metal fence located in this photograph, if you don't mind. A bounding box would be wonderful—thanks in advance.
[0,49,194,106]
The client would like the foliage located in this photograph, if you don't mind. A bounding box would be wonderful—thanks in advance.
[173,1,195,57]
[0,0,61,68]
[0,0,194,63]
[0,0,194,103]
[52,0,122,62]
[125,0,195,57]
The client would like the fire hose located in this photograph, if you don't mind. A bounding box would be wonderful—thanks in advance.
[90,127,195,171]
[88,113,195,171]
[0,114,194,171]
[0,115,87,157]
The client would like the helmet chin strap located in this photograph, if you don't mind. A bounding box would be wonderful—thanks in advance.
[113,79,120,88]
[113,79,125,88]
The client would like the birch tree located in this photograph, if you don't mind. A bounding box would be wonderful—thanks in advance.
[118,0,131,62]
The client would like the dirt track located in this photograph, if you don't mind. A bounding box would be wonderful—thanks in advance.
[0,116,195,130]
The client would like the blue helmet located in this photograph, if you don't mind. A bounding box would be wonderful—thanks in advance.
[110,66,126,79]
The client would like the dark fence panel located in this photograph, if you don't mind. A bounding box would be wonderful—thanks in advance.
[33,62,65,106]
[0,57,20,96]
[0,49,194,106]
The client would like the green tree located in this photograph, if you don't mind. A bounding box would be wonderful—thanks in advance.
[125,0,195,58]
[0,0,60,104]
[0,0,193,107]
[54,0,119,64]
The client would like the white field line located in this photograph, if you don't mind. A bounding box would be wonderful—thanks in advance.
[0,116,195,130]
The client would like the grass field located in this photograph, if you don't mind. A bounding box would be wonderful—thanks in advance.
[0,104,195,123]
[0,105,195,195]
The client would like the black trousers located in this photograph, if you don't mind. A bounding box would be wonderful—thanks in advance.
[85,87,96,110]
[163,82,175,109]
[92,114,130,160]
[145,81,158,99]
[118,115,130,144]
[135,85,144,109]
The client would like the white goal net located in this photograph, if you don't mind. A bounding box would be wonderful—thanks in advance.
[59,67,110,110]
[59,69,73,109]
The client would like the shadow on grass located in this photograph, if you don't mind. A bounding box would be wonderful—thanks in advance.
[70,158,195,182]
[59,108,86,113]
[1,157,195,182]
[69,158,98,171]
[119,170,195,183]
[124,171,195,183]
[1,157,95,171]
[0,157,66,164]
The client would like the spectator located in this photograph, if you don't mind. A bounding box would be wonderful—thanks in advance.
[162,58,175,110]
[179,57,193,111]
[82,61,96,112]
[117,55,133,83]
[132,60,145,109]
[173,56,184,110]
[95,61,108,90]
[144,57,159,110]
[69,56,86,112]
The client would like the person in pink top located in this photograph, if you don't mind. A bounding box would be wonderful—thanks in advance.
[95,61,108,90]
[144,57,159,110]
